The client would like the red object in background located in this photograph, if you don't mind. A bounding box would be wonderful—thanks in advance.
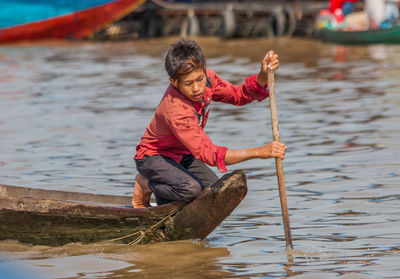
[330,0,344,13]
[0,0,145,42]
[329,0,359,13]
[333,8,344,24]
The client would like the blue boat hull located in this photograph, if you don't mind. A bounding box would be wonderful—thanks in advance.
[0,0,145,42]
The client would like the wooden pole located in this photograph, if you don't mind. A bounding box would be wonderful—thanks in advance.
[267,70,293,250]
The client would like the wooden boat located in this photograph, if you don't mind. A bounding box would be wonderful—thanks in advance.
[0,170,247,246]
[0,0,145,42]
[318,24,400,44]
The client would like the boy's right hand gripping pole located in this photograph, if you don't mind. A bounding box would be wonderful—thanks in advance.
[267,70,293,251]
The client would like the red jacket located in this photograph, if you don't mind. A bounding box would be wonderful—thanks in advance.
[134,68,269,172]
[330,0,359,13]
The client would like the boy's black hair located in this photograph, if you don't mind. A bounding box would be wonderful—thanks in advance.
[165,39,206,80]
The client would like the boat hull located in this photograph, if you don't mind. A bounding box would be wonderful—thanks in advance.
[0,0,145,42]
[0,171,247,246]
[318,25,400,44]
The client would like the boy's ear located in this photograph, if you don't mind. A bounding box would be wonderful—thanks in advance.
[169,77,178,88]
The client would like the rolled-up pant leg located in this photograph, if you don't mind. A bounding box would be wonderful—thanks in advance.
[135,155,218,205]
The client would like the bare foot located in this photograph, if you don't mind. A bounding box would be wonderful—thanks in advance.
[132,174,152,208]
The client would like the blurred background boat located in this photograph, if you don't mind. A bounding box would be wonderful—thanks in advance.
[98,0,328,39]
[0,0,146,42]
[318,24,400,44]
[0,0,329,42]
[315,2,400,45]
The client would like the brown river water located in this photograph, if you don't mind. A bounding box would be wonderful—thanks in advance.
[0,37,399,278]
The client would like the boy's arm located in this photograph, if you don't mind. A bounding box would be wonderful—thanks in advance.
[166,104,285,171]
[209,69,268,106]
[224,141,286,165]
[209,50,279,106]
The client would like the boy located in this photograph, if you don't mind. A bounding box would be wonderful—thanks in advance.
[133,39,285,208]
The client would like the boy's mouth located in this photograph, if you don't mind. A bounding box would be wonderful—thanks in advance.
[192,93,202,100]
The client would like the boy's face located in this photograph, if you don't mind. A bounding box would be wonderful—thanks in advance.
[170,68,206,102]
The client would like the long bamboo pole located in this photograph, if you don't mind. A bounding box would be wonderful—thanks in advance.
[267,70,293,250]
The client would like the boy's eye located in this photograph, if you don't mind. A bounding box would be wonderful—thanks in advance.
[182,75,204,86]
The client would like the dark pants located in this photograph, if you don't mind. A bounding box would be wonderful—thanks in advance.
[135,154,218,205]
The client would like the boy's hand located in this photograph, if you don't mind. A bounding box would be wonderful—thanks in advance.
[258,141,286,160]
[257,50,279,87]
[262,50,279,73]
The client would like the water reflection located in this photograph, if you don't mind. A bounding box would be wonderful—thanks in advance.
[0,240,232,279]
[1,38,400,278]
[0,257,41,279]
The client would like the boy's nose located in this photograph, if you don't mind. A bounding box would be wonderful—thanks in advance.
[192,82,200,92]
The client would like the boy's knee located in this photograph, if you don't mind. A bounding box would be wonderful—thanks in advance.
[181,180,202,202]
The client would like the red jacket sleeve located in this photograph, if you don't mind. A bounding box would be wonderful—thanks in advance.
[165,100,228,172]
[207,69,269,105]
